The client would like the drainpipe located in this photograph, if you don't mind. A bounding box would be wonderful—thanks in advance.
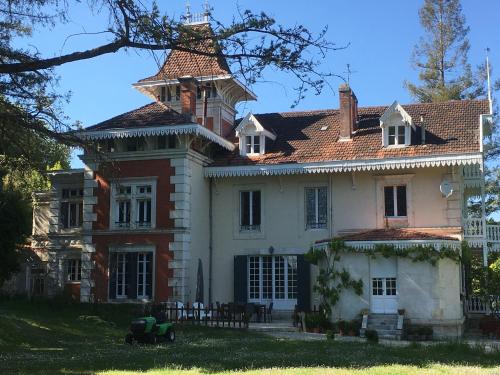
[208,177,213,303]
[329,174,334,238]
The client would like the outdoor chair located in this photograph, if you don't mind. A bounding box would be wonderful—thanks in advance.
[267,302,274,323]
[192,302,212,320]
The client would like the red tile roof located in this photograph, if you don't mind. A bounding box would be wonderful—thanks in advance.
[213,99,489,166]
[338,228,462,242]
[139,24,230,82]
[85,102,188,131]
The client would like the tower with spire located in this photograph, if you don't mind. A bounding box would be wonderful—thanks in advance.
[133,3,256,137]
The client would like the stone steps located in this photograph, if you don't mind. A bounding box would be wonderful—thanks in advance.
[363,313,402,340]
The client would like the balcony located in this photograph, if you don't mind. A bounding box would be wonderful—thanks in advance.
[463,217,500,247]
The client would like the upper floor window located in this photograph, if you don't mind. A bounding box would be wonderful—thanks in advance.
[384,185,407,217]
[387,125,406,146]
[245,135,261,155]
[60,188,83,229]
[305,187,327,229]
[240,190,261,231]
[66,259,81,282]
[111,180,156,229]
[197,82,218,99]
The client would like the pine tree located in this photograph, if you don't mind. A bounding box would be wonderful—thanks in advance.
[405,0,481,102]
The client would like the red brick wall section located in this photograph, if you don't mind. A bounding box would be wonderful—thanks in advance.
[93,159,175,230]
[92,234,174,303]
[91,159,176,303]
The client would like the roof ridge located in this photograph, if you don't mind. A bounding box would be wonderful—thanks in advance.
[247,98,489,119]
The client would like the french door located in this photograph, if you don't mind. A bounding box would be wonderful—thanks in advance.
[248,255,297,310]
[111,251,153,300]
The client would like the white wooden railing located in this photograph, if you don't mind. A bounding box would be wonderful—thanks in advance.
[466,295,500,315]
[487,225,500,242]
[463,218,484,238]
[463,218,500,243]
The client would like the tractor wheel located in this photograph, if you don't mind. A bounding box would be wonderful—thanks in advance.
[165,328,176,342]
[125,333,133,345]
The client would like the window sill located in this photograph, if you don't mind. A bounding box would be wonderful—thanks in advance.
[65,281,81,285]
[385,145,407,149]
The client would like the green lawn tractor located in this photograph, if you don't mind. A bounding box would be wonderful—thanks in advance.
[125,316,175,345]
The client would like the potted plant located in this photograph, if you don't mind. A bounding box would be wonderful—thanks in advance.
[397,308,405,316]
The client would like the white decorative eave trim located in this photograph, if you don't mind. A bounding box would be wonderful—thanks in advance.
[380,100,413,128]
[314,239,461,251]
[204,153,483,178]
[133,74,257,101]
[235,112,277,140]
[76,124,235,151]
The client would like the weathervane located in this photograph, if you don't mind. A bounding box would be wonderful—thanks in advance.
[344,64,357,86]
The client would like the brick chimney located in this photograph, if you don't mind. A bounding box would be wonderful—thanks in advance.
[178,76,197,121]
[338,84,358,140]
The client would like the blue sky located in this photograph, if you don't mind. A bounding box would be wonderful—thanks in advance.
[27,1,500,168]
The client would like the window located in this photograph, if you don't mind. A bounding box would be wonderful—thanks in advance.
[248,255,297,303]
[240,191,261,231]
[112,180,156,229]
[157,135,176,149]
[175,85,181,101]
[372,277,397,296]
[116,253,128,298]
[160,87,166,102]
[137,252,153,299]
[305,187,327,229]
[126,137,146,152]
[66,259,81,282]
[387,125,406,146]
[60,188,83,229]
[245,135,261,155]
[384,185,407,217]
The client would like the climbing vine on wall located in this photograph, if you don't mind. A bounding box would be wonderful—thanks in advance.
[305,238,470,316]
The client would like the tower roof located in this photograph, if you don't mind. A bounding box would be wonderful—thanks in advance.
[138,24,231,82]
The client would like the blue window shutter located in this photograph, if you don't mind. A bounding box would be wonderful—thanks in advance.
[296,254,311,311]
[234,256,248,304]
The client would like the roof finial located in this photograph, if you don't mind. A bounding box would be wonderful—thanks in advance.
[184,1,192,24]
[203,0,211,22]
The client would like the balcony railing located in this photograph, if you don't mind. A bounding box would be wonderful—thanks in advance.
[463,218,500,243]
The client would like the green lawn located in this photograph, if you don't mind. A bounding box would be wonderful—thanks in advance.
[0,298,499,375]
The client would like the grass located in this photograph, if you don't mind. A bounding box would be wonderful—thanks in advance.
[1,298,500,375]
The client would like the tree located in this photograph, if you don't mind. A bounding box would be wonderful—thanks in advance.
[405,0,483,102]
[406,0,499,221]
[0,190,31,287]
[0,0,339,155]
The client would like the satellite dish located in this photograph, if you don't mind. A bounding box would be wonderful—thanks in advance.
[440,180,453,198]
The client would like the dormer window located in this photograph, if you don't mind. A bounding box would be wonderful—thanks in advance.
[236,113,276,157]
[388,125,406,146]
[246,135,260,154]
[380,101,414,148]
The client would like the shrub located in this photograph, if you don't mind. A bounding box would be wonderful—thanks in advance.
[365,329,379,343]
[405,324,433,340]
[326,330,335,340]
[337,319,361,336]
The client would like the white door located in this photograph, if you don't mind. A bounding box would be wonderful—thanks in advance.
[371,258,398,313]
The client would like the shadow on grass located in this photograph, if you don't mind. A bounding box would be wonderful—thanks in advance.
[1,299,500,374]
